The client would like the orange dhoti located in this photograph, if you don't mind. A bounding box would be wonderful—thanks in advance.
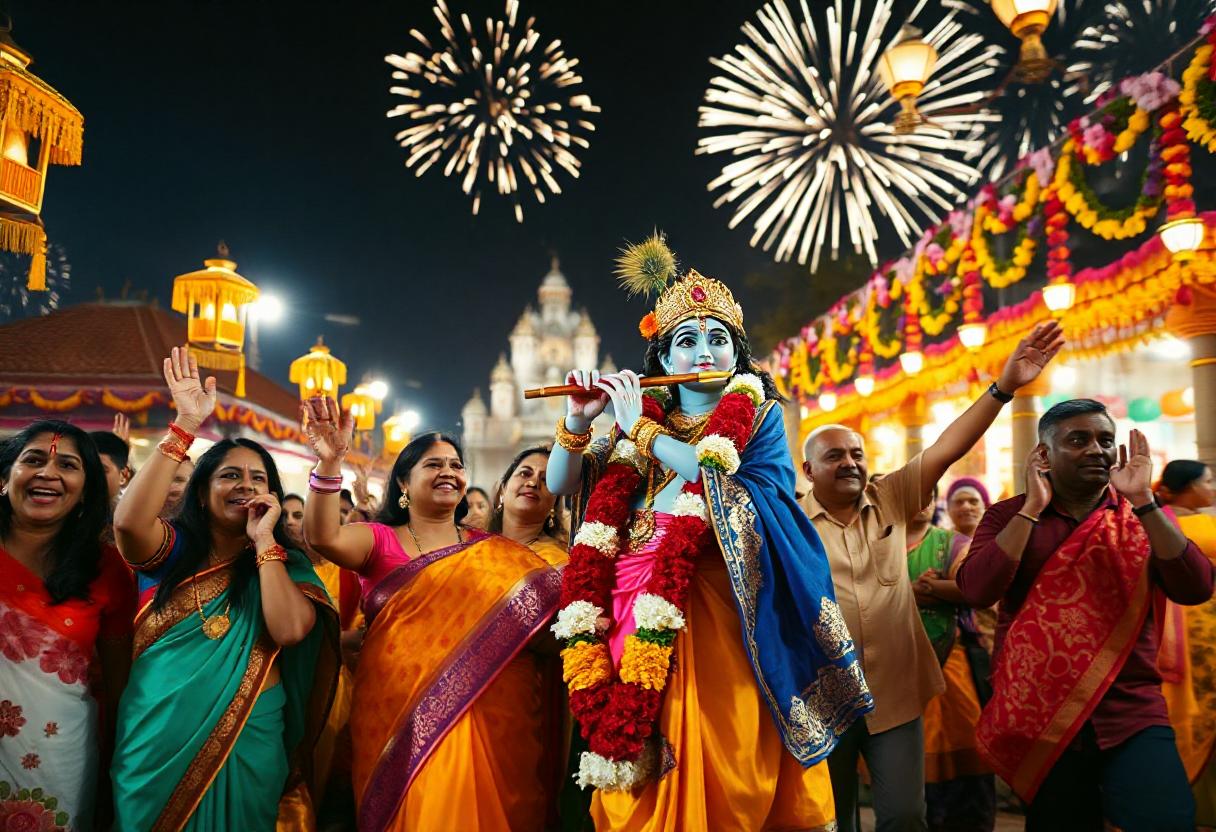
[923,643,990,782]
[592,554,836,832]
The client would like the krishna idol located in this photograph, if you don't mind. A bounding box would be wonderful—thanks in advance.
[544,234,873,831]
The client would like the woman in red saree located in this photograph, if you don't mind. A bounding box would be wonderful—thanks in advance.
[0,420,136,831]
[302,402,565,832]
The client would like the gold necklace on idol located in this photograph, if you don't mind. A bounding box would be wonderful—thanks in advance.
[627,409,712,551]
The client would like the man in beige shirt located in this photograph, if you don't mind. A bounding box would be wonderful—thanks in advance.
[801,320,1063,832]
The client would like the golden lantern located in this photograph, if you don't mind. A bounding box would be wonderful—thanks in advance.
[0,20,84,290]
[382,410,420,459]
[957,321,988,351]
[342,384,383,432]
[171,243,259,396]
[1041,278,1075,315]
[990,0,1059,83]
[290,336,347,402]
[1159,217,1205,260]
[878,28,938,134]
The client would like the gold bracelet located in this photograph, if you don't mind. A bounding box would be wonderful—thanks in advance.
[1016,510,1040,525]
[555,417,593,452]
[630,418,667,461]
[255,543,289,569]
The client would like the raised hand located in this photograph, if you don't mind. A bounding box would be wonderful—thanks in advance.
[565,369,609,426]
[1024,444,1053,515]
[352,463,373,509]
[1110,428,1155,505]
[595,370,644,437]
[244,493,282,546]
[996,321,1065,393]
[112,412,131,444]
[163,345,217,433]
[303,396,354,465]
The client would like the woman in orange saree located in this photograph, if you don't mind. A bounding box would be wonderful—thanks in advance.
[1157,459,1216,825]
[302,410,565,832]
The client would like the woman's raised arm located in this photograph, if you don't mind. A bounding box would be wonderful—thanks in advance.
[302,396,375,570]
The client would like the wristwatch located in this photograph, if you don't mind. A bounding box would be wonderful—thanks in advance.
[987,381,1014,404]
[1132,498,1160,517]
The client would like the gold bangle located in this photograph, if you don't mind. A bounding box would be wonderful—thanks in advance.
[1016,510,1040,524]
[555,417,593,452]
[255,543,289,569]
[630,418,666,461]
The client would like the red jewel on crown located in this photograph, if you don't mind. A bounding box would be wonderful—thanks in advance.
[691,285,707,303]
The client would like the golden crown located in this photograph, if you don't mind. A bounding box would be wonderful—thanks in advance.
[651,269,743,337]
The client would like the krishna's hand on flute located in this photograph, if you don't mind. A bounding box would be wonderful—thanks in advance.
[595,370,644,437]
[564,369,610,429]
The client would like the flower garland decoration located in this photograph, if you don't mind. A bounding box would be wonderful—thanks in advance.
[1067,95,1151,165]
[1053,136,1163,240]
[1181,20,1216,152]
[862,270,903,360]
[959,242,984,324]
[972,190,1039,289]
[817,320,860,385]
[1044,185,1072,283]
[557,374,763,791]
[1160,102,1195,220]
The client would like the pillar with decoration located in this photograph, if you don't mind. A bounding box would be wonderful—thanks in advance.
[1010,375,1050,489]
[171,244,259,397]
[899,394,928,464]
[1166,286,1216,467]
[0,19,84,290]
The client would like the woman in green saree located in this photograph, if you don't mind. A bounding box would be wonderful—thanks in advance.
[110,347,339,831]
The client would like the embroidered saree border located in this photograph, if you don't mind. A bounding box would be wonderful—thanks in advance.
[357,564,562,832]
[361,530,489,624]
[133,562,232,659]
[151,632,279,832]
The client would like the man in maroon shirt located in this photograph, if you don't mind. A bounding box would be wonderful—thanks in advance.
[958,398,1213,831]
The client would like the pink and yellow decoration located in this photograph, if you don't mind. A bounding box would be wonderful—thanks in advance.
[771,28,1214,430]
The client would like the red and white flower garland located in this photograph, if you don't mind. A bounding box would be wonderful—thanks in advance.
[553,373,764,790]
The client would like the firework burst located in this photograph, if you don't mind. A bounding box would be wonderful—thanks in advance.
[385,0,599,222]
[697,0,998,271]
[0,245,69,322]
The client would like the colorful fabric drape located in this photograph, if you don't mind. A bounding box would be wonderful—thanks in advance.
[977,496,1153,801]
[350,532,564,832]
[0,545,135,832]
[907,526,959,663]
[112,549,338,831]
[1163,513,1216,802]
[582,403,865,830]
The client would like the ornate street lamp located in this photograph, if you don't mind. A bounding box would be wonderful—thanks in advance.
[878,28,938,134]
[382,409,420,459]
[342,383,383,432]
[989,0,1059,83]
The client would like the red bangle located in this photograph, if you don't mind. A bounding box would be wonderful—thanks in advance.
[168,423,196,445]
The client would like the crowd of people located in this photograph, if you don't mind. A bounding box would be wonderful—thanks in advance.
[2,248,1215,832]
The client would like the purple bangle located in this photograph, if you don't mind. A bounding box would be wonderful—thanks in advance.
[308,472,343,493]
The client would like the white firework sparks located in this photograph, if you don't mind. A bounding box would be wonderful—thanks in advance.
[0,245,70,322]
[697,0,998,270]
[385,0,599,222]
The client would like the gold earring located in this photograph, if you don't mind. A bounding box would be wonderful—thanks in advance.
[398,492,410,509]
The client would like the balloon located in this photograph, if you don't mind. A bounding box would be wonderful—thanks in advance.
[1128,397,1162,423]
[1161,389,1195,417]
[1041,393,1069,410]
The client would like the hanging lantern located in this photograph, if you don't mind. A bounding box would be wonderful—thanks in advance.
[1041,279,1075,314]
[382,410,420,459]
[341,384,382,432]
[899,350,925,376]
[171,243,259,397]
[290,336,347,402]
[0,19,84,291]
[817,391,838,412]
[854,374,875,397]
[1159,217,1205,261]
[990,0,1059,83]
[878,27,938,134]
[957,322,988,351]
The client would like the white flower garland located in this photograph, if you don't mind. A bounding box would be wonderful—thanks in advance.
[696,434,742,475]
[576,746,657,791]
[552,600,604,640]
[633,593,686,631]
[573,521,620,556]
[725,372,765,406]
[670,491,708,521]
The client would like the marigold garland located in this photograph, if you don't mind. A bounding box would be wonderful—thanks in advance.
[555,374,761,791]
[863,272,904,360]
[1053,139,1163,240]
[1180,31,1216,152]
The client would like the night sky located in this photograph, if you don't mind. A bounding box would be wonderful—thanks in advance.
[11,0,921,429]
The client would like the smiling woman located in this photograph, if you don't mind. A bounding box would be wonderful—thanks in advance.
[108,347,338,832]
[302,406,568,831]
[0,420,136,832]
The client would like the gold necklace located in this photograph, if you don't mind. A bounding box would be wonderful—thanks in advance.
[193,571,231,640]
[666,409,712,444]
[406,522,464,554]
